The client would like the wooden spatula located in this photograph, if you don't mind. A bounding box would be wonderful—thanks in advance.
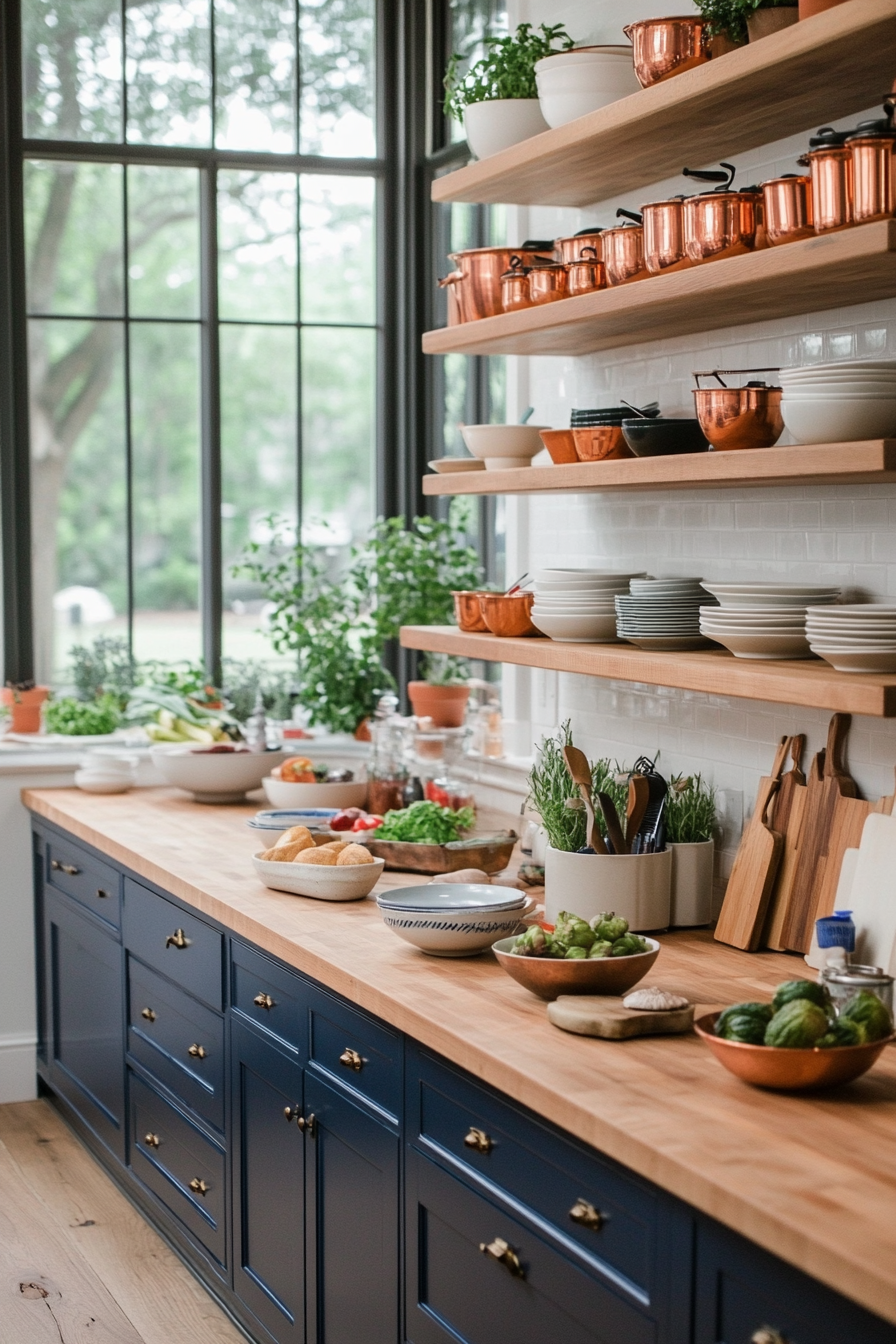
[563,744,607,854]
[714,737,788,951]
[626,775,649,851]
[762,734,807,950]
[596,791,626,855]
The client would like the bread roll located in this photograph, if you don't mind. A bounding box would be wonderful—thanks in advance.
[294,846,338,866]
[318,840,350,854]
[336,843,375,866]
[261,839,310,862]
[275,825,313,849]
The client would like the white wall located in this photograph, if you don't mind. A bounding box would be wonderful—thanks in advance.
[501,0,896,885]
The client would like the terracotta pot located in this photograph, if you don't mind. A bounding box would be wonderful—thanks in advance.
[747,6,799,39]
[798,0,847,16]
[407,682,470,729]
[1,685,50,734]
[353,718,372,742]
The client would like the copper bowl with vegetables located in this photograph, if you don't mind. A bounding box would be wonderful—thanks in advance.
[492,910,660,1000]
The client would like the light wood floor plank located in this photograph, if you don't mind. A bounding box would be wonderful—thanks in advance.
[0,1101,245,1344]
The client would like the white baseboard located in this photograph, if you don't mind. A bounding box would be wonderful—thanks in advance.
[0,1034,37,1103]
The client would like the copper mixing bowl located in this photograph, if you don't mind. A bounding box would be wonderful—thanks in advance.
[492,935,660,1001]
[452,590,495,633]
[695,1012,895,1090]
[478,591,537,638]
[623,17,711,88]
[539,428,579,464]
[573,425,633,462]
[693,384,783,451]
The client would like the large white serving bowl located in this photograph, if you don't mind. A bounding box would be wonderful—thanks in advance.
[463,98,549,159]
[150,745,286,803]
[706,630,813,659]
[262,775,368,810]
[253,851,385,900]
[531,610,620,641]
[535,47,639,127]
[781,396,896,444]
[460,423,551,470]
[377,885,532,957]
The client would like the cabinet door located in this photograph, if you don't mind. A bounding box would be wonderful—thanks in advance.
[45,890,125,1162]
[232,1019,307,1344]
[305,1072,400,1344]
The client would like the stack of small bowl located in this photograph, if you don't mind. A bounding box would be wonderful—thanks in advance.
[699,581,841,660]
[780,359,896,444]
[806,605,896,673]
[570,405,648,462]
[531,568,645,642]
[615,577,714,650]
[376,883,532,957]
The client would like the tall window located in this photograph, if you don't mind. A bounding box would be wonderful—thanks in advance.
[21,0,379,682]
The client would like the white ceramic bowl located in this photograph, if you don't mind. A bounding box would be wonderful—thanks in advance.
[460,423,551,470]
[463,99,549,159]
[74,769,132,794]
[253,851,385,900]
[781,397,896,444]
[377,885,533,957]
[531,610,620,642]
[246,809,341,846]
[151,745,286,803]
[812,649,896,673]
[535,47,639,127]
[262,776,368,810]
[536,568,645,584]
[702,584,839,607]
[782,388,896,399]
[706,630,813,659]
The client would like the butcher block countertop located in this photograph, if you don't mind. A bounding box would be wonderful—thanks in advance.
[25,786,896,1325]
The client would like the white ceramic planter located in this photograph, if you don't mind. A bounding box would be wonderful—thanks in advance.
[669,839,715,927]
[463,99,549,159]
[543,845,672,930]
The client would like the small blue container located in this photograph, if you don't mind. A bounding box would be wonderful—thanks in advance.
[815,910,856,952]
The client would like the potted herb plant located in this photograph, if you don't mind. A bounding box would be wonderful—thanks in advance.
[665,773,717,926]
[407,654,471,728]
[2,680,50,734]
[696,0,798,44]
[444,22,574,160]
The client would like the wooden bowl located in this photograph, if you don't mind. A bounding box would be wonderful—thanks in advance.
[572,426,633,462]
[694,1012,895,1090]
[478,591,538,637]
[492,936,660,1000]
[539,428,579,464]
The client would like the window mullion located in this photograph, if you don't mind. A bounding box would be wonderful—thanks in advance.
[199,165,222,683]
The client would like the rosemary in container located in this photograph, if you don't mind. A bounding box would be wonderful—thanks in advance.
[664,773,717,845]
[527,721,628,852]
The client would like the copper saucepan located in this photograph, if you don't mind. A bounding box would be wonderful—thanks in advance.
[692,369,783,451]
[641,195,690,274]
[528,261,569,305]
[500,256,531,313]
[760,173,814,246]
[602,209,645,286]
[846,118,896,224]
[444,241,555,323]
[555,228,604,265]
[798,127,853,233]
[623,17,711,88]
[682,162,763,264]
[566,246,605,296]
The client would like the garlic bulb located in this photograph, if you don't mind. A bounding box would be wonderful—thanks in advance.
[623,988,689,1011]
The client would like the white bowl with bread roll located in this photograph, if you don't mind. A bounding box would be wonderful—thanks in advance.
[253,830,385,900]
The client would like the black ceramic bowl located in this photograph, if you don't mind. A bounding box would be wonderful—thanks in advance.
[621,417,710,457]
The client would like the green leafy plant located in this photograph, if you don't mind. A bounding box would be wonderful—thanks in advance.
[45,693,122,736]
[220,659,298,722]
[695,0,790,42]
[373,800,475,844]
[444,22,574,121]
[664,773,717,845]
[419,653,471,686]
[526,721,628,853]
[68,636,138,705]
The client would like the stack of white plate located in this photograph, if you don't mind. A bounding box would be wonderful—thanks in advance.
[376,884,532,957]
[780,360,896,444]
[615,577,714,650]
[699,581,841,660]
[806,605,896,673]
[531,568,646,643]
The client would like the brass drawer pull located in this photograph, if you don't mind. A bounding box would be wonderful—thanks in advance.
[296,1112,316,1136]
[283,1105,299,1123]
[479,1236,525,1279]
[96,888,110,899]
[144,1132,160,1149]
[752,1332,789,1344]
[464,1126,493,1154]
[165,929,191,950]
[253,992,276,1010]
[141,1008,156,1023]
[51,860,80,876]
[339,1047,364,1072]
[188,1178,209,1197]
[569,1198,605,1231]
[187,1044,207,1059]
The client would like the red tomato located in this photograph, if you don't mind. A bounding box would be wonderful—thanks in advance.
[425,781,450,807]
[331,807,364,831]
[352,815,383,831]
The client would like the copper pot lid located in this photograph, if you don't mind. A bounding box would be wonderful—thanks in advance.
[693,367,782,391]
[449,240,554,259]
[807,125,853,149]
[759,171,808,186]
[845,117,896,142]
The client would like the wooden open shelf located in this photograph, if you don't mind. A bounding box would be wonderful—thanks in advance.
[400,626,896,717]
[432,0,896,208]
[423,220,896,357]
[423,440,896,496]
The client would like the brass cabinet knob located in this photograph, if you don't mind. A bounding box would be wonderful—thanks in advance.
[253,992,276,1010]
[479,1236,525,1279]
[96,888,110,899]
[283,1106,298,1123]
[464,1126,493,1154]
[752,1331,789,1344]
[144,1132,160,1149]
[141,1008,156,1023]
[187,1043,207,1059]
[165,928,191,950]
[339,1047,364,1072]
[296,1113,316,1136]
[568,1198,605,1232]
[51,860,80,876]
[188,1178,209,1197]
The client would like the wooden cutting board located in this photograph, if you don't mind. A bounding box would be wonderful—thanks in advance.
[547,995,695,1039]
[762,734,807,951]
[780,713,859,954]
[714,738,787,951]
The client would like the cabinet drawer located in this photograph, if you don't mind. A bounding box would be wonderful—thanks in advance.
[309,990,401,1121]
[46,834,120,929]
[407,1149,654,1344]
[128,957,225,1131]
[129,1072,226,1267]
[123,878,223,1009]
[231,941,307,1055]
[411,1049,657,1301]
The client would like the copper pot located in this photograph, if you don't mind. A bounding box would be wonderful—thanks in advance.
[683,188,761,264]
[572,426,633,461]
[555,229,603,265]
[761,174,814,245]
[452,590,493,633]
[692,369,783,451]
[602,211,645,286]
[446,242,554,323]
[641,197,689,274]
[528,262,568,305]
[566,247,606,296]
[478,591,537,638]
[501,258,531,313]
[438,270,465,325]
[623,17,711,88]
[799,128,853,233]
[846,122,896,224]
[538,428,579,464]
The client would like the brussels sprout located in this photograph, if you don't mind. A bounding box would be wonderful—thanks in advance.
[554,911,595,949]
[842,990,894,1043]
[588,940,613,959]
[817,1017,866,1048]
[512,926,546,957]
[764,1000,829,1048]
[547,935,570,959]
[565,945,588,959]
[590,912,629,943]
[715,1002,773,1038]
[771,979,830,1014]
[718,1012,769,1045]
[610,935,644,957]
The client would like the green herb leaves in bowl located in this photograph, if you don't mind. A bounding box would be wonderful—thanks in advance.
[373,801,476,845]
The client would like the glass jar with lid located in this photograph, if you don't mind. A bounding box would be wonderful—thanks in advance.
[821,963,894,1016]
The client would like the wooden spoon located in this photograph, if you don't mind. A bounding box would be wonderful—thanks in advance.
[563,744,607,854]
[626,774,650,852]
